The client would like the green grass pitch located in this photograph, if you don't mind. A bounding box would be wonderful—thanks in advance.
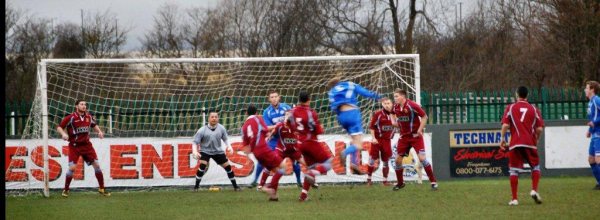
[6,176,599,219]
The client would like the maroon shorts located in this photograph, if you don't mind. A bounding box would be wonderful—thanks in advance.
[68,143,98,165]
[508,147,539,169]
[370,138,392,162]
[396,135,425,156]
[278,148,302,162]
[253,146,284,171]
[299,140,332,167]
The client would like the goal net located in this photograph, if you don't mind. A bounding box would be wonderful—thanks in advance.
[5,55,426,197]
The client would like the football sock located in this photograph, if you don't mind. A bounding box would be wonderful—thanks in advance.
[64,169,73,191]
[293,161,302,184]
[259,170,270,186]
[224,165,238,188]
[252,163,264,184]
[510,172,519,200]
[395,168,404,185]
[531,170,540,192]
[591,163,600,184]
[195,163,207,186]
[382,162,389,179]
[421,159,436,183]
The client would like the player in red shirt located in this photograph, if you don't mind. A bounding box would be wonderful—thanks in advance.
[500,86,545,206]
[392,89,437,191]
[367,97,395,186]
[289,91,333,202]
[57,100,110,197]
[257,110,308,189]
[241,105,287,201]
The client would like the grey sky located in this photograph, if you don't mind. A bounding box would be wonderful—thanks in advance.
[9,0,478,52]
[9,0,220,51]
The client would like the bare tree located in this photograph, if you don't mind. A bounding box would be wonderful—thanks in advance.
[81,9,129,58]
[141,3,186,58]
[53,22,85,58]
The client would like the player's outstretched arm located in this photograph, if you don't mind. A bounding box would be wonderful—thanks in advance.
[354,83,381,100]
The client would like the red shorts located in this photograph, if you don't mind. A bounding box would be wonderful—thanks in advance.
[278,148,302,162]
[253,145,284,171]
[370,139,392,162]
[299,140,332,167]
[68,143,98,165]
[396,135,425,156]
[508,147,539,169]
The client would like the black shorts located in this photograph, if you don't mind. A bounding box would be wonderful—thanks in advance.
[200,152,229,165]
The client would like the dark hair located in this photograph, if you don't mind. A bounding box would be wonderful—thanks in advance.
[516,86,528,98]
[327,77,341,89]
[394,89,407,96]
[208,109,219,115]
[587,81,600,95]
[75,99,85,106]
[247,105,257,115]
[298,91,310,103]
[268,90,279,96]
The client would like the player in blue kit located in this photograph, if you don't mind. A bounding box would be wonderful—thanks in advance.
[584,81,600,190]
[327,77,381,174]
[248,90,303,188]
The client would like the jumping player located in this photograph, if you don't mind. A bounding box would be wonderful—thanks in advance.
[327,77,381,174]
[500,86,545,205]
[367,97,395,186]
[57,99,110,197]
[392,89,438,191]
[290,91,333,202]
[241,105,287,201]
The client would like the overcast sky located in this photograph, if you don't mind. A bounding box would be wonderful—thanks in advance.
[9,0,477,52]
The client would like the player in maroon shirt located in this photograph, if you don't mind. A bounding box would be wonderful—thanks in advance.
[257,110,308,189]
[392,89,437,191]
[367,97,395,186]
[241,105,287,201]
[289,91,333,202]
[500,86,545,206]
[57,100,110,197]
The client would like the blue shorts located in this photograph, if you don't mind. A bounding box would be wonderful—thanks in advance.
[590,137,600,157]
[336,109,363,135]
[267,141,277,151]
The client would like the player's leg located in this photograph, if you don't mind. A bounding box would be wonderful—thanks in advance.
[393,139,410,190]
[508,148,525,205]
[413,137,437,190]
[301,157,333,202]
[83,145,110,196]
[525,149,542,204]
[258,169,270,189]
[381,139,392,186]
[339,110,364,173]
[217,154,240,191]
[292,160,302,187]
[262,154,286,201]
[194,153,210,190]
[367,142,381,185]
[590,138,600,189]
[63,146,80,197]
[249,162,264,188]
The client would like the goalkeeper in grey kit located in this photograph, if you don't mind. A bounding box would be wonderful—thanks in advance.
[192,111,241,191]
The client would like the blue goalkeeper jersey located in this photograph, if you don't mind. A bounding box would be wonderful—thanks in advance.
[588,95,600,136]
[328,81,381,114]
